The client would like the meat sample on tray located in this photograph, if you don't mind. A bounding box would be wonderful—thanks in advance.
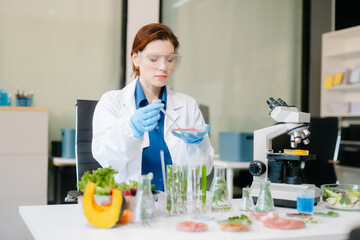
[172,128,205,132]
[176,221,208,232]
[250,212,279,221]
[262,218,305,230]
[220,223,251,232]
[286,213,312,217]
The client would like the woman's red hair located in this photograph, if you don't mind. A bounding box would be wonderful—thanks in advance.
[131,23,179,78]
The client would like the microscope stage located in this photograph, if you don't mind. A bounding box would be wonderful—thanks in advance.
[267,153,316,162]
[250,182,321,208]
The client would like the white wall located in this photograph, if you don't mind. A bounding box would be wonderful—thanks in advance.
[126,0,160,84]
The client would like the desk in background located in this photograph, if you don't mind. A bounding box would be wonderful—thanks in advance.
[52,157,76,204]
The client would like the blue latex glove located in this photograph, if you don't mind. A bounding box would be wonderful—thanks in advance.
[171,124,210,144]
[130,100,164,138]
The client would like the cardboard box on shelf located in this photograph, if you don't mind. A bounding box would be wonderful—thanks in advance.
[350,102,360,114]
[329,102,350,114]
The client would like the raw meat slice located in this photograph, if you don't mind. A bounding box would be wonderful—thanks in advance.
[250,212,279,221]
[176,221,208,232]
[262,218,305,230]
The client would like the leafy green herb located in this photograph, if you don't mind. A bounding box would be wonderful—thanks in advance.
[195,165,201,196]
[339,197,350,205]
[327,211,339,217]
[78,167,157,196]
[211,178,228,204]
[314,211,339,217]
[302,217,320,224]
[118,180,138,190]
[322,186,360,209]
[322,187,340,200]
[181,165,188,203]
[255,181,274,212]
[348,188,360,203]
[243,188,250,198]
[166,165,173,213]
[173,166,181,213]
[118,180,155,193]
[218,215,252,225]
[78,167,119,195]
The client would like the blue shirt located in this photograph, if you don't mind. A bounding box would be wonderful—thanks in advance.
[134,79,172,191]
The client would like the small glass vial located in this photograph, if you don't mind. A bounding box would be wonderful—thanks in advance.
[179,165,188,213]
[134,174,156,224]
[240,187,254,211]
[255,180,275,212]
[166,165,173,214]
[209,167,231,212]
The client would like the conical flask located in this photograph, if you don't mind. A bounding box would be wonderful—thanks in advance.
[209,167,231,212]
[255,180,275,212]
[134,174,156,224]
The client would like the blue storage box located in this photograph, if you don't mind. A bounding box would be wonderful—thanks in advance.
[0,90,11,106]
[61,128,75,159]
[219,132,253,162]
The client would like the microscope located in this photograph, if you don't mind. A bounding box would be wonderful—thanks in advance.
[249,97,321,208]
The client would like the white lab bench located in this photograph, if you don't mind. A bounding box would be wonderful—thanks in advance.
[19,199,360,240]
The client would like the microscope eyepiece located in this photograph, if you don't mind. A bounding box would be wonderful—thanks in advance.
[267,97,279,110]
[277,98,288,106]
[267,97,289,111]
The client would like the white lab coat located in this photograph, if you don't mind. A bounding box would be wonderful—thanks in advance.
[92,79,214,184]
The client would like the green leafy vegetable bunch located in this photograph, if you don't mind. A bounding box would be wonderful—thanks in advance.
[118,180,138,191]
[78,167,119,195]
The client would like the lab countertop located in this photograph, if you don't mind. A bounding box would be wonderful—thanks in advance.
[19,199,360,240]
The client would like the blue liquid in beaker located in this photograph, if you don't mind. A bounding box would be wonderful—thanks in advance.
[297,197,314,213]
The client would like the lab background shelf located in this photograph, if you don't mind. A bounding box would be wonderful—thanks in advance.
[321,26,360,117]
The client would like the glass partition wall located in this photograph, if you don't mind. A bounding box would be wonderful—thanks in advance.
[0,0,123,143]
[162,0,303,152]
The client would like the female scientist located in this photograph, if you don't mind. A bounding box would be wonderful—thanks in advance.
[92,23,214,191]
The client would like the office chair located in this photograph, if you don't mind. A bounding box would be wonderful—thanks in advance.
[65,99,101,203]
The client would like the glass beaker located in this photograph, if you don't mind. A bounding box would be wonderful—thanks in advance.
[296,189,315,214]
[189,164,208,214]
[166,165,181,214]
[255,180,275,212]
[240,187,254,211]
[134,175,156,224]
[209,167,231,212]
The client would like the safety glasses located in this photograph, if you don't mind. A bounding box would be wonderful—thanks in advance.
[137,51,182,70]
